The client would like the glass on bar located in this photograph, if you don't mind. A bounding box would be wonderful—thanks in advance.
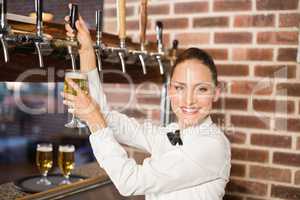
[36,143,53,186]
[58,144,75,185]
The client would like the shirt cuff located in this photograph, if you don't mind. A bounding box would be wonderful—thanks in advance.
[87,68,100,89]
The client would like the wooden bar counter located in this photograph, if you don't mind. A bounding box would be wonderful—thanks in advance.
[0,146,148,200]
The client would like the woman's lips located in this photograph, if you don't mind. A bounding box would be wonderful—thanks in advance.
[181,107,199,115]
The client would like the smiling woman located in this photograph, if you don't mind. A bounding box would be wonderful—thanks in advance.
[62,14,231,200]
[168,48,221,129]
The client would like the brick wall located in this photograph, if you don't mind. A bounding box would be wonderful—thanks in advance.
[6,0,300,199]
[102,1,300,199]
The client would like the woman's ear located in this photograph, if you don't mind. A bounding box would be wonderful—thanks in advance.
[213,85,221,102]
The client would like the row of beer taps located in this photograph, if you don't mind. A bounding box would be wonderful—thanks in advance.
[95,0,168,75]
[0,0,178,75]
[0,0,51,68]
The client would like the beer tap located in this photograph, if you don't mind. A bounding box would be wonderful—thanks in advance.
[94,9,103,71]
[150,21,164,75]
[0,0,9,63]
[67,4,79,71]
[131,0,148,74]
[33,0,49,68]
[107,0,127,73]
[170,39,178,67]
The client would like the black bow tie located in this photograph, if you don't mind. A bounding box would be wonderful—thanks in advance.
[167,130,183,146]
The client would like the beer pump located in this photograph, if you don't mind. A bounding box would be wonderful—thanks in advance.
[131,0,148,74]
[94,9,103,71]
[31,0,51,68]
[107,0,127,73]
[170,39,178,67]
[67,4,79,71]
[0,0,9,63]
[0,0,52,67]
[150,21,164,75]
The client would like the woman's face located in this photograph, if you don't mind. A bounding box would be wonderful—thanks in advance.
[168,59,220,128]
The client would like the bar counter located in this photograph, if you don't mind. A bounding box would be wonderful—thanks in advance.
[0,146,148,200]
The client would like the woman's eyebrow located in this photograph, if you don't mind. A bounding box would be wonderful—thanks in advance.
[173,81,213,86]
[172,81,186,85]
[194,82,213,86]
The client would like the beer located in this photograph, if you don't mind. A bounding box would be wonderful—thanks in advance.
[58,145,75,177]
[64,70,89,128]
[36,144,53,176]
[64,71,88,96]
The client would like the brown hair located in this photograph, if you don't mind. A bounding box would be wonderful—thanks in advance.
[170,48,218,86]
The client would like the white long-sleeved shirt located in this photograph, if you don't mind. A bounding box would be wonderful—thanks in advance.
[87,69,231,200]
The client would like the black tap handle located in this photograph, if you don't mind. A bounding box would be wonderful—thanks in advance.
[0,0,7,30]
[70,4,79,31]
[35,0,43,25]
[155,21,163,50]
[172,39,178,50]
[0,0,6,14]
[96,9,103,34]
[35,0,43,37]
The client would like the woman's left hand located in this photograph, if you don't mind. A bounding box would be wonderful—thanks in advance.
[61,78,107,131]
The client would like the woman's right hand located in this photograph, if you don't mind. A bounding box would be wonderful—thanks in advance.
[64,5,97,72]
[64,15,94,53]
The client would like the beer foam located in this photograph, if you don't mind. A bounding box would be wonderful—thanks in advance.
[65,72,87,80]
[37,146,53,152]
[59,145,75,152]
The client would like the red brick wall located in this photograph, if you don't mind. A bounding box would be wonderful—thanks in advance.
[6,0,300,199]
[102,0,300,200]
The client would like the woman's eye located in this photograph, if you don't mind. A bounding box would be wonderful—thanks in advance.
[174,86,184,91]
[197,87,208,93]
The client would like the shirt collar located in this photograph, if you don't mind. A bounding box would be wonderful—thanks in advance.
[166,115,213,136]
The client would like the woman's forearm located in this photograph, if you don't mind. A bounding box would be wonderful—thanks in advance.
[87,108,107,133]
[80,50,97,73]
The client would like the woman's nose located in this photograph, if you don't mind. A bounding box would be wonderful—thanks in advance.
[185,89,195,105]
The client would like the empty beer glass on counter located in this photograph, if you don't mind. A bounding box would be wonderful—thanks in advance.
[64,70,89,128]
[58,144,75,185]
[36,143,53,186]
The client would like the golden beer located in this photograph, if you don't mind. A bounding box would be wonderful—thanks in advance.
[64,70,88,96]
[36,144,53,175]
[58,145,75,177]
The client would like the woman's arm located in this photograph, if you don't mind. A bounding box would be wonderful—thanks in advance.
[86,69,158,153]
[90,127,231,196]
[64,15,157,153]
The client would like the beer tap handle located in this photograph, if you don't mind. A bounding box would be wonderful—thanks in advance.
[155,21,163,53]
[0,38,8,62]
[95,9,103,71]
[34,0,44,67]
[172,39,178,50]
[35,0,43,37]
[117,0,126,47]
[70,4,79,32]
[0,0,8,63]
[170,39,179,67]
[172,39,178,59]
[0,0,7,31]
[96,9,103,45]
[68,4,79,71]
[116,0,126,73]
[137,0,148,74]
[139,0,147,50]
